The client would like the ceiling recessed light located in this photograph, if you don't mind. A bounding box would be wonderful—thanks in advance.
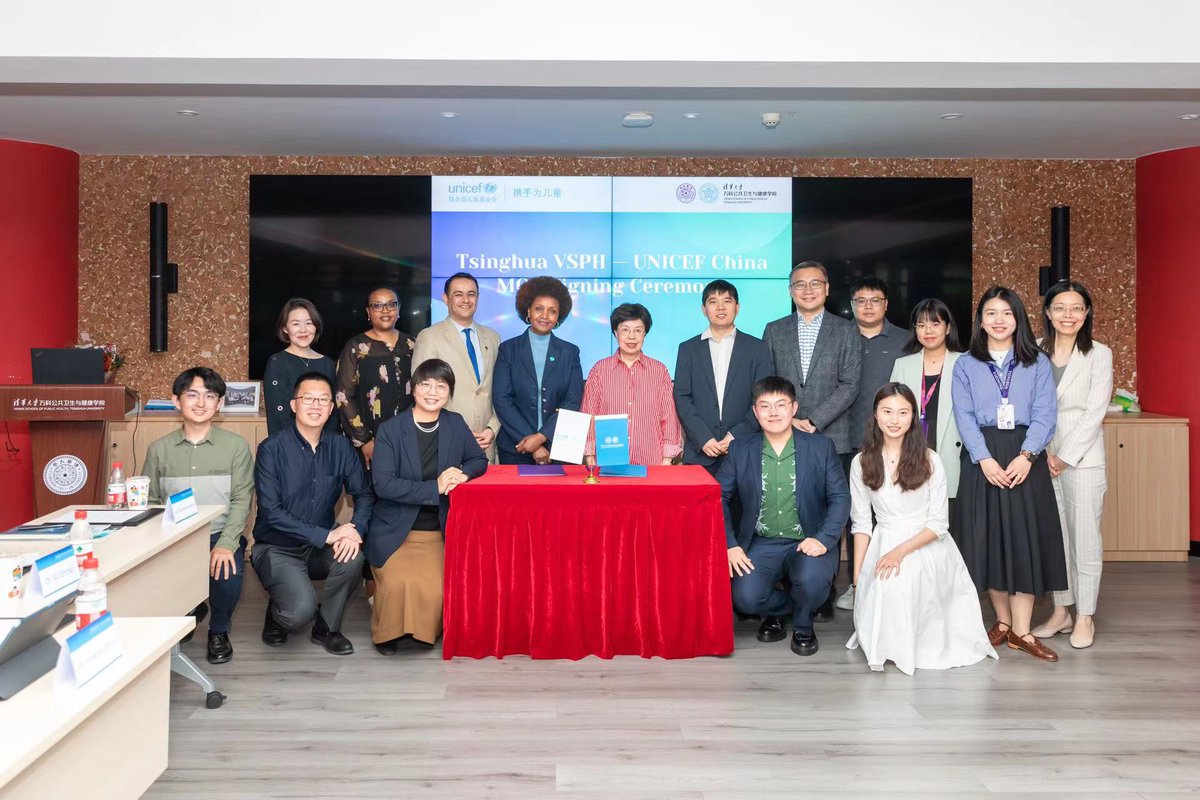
[440,111,459,119]
[682,112,700,119]
[622,112,654,128]
[176,109,199,116]
[1180,113,1200,121]
[939,113,963,120]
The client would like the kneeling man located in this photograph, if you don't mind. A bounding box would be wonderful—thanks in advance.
[251,372,376,655]
[717,376,850,656]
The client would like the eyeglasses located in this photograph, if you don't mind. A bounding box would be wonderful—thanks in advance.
[182,390,220,403]
[852,297,885,308]
[368,301,399,312]
[1049,304,1087,317]
[414,381,450,394]
[789,280,827,291]
[295,395,333,407]
[755,400,795,413]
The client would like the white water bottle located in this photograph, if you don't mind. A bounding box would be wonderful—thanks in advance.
[75,557,108,629]
[69,509,94,570]
[106,461,127,509]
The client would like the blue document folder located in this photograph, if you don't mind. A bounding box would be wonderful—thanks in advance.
[598,465,647,478]
[517,465,566,477]
[594,414,630,466]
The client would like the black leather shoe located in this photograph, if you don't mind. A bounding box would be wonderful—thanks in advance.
[311,613,354,656]
[181,601,210,644]
[790,630,819,657]
[756,616,787,643]
[206,631,233,664]
[261,605,288,647]
[374,638,399,656]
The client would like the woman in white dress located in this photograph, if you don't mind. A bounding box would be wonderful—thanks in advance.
[846,383,997,675]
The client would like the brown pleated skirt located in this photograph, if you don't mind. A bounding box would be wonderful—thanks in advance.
[371,530,444,644]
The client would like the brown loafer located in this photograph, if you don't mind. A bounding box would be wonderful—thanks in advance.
[986,621,1011,647]
[1007,631,1058,662]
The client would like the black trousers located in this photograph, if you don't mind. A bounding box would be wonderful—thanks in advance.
[251,541,363,633]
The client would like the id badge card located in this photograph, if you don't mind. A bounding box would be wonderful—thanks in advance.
[996,401,1016,430]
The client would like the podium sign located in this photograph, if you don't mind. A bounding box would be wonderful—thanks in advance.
[0,385,136,516]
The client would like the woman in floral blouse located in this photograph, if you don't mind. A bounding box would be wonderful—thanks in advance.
[336,286,416,468]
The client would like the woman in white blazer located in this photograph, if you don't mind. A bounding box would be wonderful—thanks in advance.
[889,299,965,506]
[1031,281,1112,649]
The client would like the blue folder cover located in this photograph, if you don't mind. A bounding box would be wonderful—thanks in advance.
[517,464,567,477]
[594,415,630,466]
[599,465,647,478]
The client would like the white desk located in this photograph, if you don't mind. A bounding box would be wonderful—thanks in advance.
[1,506,226,706]
[0,616,193,799]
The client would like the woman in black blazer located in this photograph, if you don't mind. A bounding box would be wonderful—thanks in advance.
[367,358,487,654]
[492,277,584,464]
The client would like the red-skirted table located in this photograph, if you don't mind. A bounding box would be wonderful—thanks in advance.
[443,465,734,659]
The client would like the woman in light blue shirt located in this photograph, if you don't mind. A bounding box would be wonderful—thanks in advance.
[951,286,1067,662]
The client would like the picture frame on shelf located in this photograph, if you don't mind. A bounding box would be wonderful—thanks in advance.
[222,381,261,414]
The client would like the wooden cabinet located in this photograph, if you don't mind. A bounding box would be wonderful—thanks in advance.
[1100,412,1190,562]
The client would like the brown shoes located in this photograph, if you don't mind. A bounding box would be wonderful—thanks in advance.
[1007,630,1058,662]
[986,621,1011,646]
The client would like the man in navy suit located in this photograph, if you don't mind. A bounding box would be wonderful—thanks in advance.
[673,279,775,476]
[716,376,850,656]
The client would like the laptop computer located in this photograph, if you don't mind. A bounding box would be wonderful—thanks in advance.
[0,592,76,700]
[30,348,105,385]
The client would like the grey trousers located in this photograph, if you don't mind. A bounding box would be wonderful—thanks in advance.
[250,541,363,633]
[1051,466,1106,615]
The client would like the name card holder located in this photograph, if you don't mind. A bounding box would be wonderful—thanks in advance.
[56,612,121,689]
[164,487,199,525]
[28,545,80,606]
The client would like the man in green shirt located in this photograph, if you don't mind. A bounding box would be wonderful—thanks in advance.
[145,367,254,665]
[717,376,850,656]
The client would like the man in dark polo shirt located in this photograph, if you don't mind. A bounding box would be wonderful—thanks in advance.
[836,276,907,611]
[251,372,375,655]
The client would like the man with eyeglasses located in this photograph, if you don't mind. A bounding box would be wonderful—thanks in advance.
[251,372,376,656]
[144,367,254,665]
[837,277,907,611]
[762,261,860,623]
[413,272,502,462]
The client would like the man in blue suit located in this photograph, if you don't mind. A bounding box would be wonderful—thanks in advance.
[717,376,850,656]
[673,279,774,476]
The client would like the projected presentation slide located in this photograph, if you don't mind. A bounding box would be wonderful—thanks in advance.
[430,175,793,376]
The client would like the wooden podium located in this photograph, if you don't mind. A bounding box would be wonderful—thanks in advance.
[0,385,137,516]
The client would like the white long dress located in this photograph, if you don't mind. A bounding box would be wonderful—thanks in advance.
[846,451,998,675]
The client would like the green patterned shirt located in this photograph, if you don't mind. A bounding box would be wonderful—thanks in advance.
[756,435,804,540]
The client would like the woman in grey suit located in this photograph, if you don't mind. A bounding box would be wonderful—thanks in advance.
[1032,281,1112,650]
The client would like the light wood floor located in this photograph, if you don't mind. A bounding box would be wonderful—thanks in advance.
[146,561,1200,799]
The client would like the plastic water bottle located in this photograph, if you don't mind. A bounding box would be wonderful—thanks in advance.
[69,509,94,570]
[106,461,127,509]
[75,557,108,629]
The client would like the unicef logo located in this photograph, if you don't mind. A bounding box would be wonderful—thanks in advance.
[604,436,619,445]
[43,454,88,496]
[483,182,498,194]
[699,183,719,203]
[675,183,697,203]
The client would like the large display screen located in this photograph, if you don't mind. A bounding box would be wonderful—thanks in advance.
[430,176,793,375]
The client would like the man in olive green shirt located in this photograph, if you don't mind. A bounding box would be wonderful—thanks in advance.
[145,367,254,665]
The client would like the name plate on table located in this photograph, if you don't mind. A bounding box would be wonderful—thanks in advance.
[29,545,80,605]
[594,414,630,467]
[164,487,198,524]
[57,612,121,688]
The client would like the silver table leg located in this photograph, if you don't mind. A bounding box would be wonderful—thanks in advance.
[171,644,225,708]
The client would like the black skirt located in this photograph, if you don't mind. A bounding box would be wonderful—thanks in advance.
[954,426,1068,595]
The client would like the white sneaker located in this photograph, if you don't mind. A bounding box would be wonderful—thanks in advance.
[835,584,855,610]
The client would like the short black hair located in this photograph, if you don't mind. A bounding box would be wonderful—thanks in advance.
[443,272,479,297]
[515,277,573,326]
[789,260,829,281]
[902,298,963,354]
[610,303,652,334]
[968,285,1040,366]
[275,297,323,344]
[412,358,456,397]
[172,367,226,398]
[752,376,797,403]
[1042,280,1095,356]
[702,279,739,304]
[366,286,398,304]
[850,277,888,299]
[292,371,334,397]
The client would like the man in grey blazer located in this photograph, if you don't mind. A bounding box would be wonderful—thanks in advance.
[674,279,775,475]
[762,261,861,620]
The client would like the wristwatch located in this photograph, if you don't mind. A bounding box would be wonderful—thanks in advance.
[1020,450,1037,463]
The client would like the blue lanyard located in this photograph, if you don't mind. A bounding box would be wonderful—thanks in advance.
[986,359,1018,402]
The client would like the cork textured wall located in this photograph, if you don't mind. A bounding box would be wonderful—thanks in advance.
[78,156,1136,397]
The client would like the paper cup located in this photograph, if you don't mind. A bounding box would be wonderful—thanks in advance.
[128,476,151,509]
